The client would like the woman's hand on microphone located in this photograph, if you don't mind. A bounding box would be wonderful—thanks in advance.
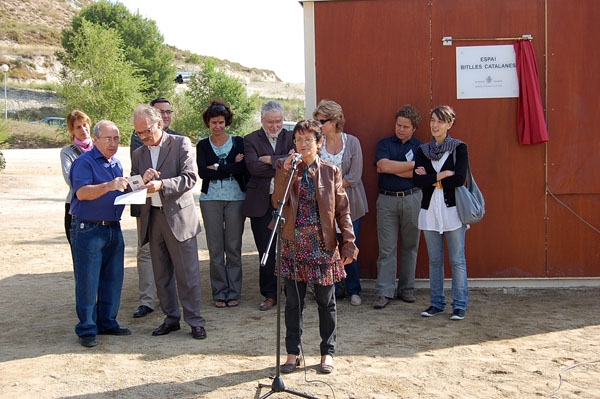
[284,152,303,171]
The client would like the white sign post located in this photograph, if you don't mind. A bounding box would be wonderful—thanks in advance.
[456,45,519,99]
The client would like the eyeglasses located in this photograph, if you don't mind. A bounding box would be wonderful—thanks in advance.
[158,110,173,115]
[293,138,316,145]
[135,122,157,136]
[317,118,332,125]
[99,136,121,144]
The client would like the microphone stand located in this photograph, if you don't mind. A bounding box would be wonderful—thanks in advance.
[257,158,317,399]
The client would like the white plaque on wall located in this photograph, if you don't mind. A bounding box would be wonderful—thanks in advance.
[456,45,519,99]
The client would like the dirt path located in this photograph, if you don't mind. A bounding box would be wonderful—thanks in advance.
[0,148,599,399]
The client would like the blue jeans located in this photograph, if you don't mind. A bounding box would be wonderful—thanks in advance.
[423,225,468,311]
[336,218,362,296]
[70,220,125,337]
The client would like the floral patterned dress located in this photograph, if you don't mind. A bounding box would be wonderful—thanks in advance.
[280,168,346,286]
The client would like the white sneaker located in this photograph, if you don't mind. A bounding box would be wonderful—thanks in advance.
[350,295,362,306]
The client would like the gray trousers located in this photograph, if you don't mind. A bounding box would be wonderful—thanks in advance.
[136,218,156,309]
[149,208,205,328]
[375,192,422,298]
[199,200,245,301]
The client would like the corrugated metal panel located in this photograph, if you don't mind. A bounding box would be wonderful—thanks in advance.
[311,0,599,279]
[431,0,548,279]
[314,0,431,278]
[546,0,600,276]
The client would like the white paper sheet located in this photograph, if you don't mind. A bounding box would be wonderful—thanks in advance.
[114,188,148,205]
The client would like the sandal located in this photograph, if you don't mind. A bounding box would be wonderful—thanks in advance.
[319,355,334,374]
[226,299,239,307]
[280,354,302,374]
[215,300,227,308]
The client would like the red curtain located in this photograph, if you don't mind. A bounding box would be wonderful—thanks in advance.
[514,40,549,145]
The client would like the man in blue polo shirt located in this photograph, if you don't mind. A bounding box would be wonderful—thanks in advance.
[373,105,423,309]
[69,120,131,347]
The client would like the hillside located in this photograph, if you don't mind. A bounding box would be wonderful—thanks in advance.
[0,0,304,114]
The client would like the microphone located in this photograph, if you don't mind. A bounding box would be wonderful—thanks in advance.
[291,153,302,164]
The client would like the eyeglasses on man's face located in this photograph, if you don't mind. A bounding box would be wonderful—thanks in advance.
[293,138,316,145]
[135,121,157,136]
[158,110,173,115]
[99,136,121,144]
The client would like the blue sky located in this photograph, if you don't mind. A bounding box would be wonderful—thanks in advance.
[115,0,306,83]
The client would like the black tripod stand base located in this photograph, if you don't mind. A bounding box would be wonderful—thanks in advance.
[258,376,318,399]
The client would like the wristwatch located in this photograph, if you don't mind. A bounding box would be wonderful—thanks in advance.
[213,163,219,170]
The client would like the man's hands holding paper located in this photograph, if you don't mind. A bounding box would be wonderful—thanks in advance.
[113,174,149,205]
[142,168,163,193]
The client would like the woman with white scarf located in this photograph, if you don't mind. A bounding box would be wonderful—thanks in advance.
[413,105,469,321]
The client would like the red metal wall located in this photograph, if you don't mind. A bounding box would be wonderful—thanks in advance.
[312,0,599,279]
[546,0,600,275]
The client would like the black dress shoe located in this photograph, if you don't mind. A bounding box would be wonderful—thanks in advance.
[152,322,180,336]
[191,326,207,340]
[98,327,132,336]
[80,335,97,347]
[133,305,154,318]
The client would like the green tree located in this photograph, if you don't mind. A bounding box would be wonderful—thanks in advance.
[172,59,260,140]
[61,0,175,98]
[59,19,146,143]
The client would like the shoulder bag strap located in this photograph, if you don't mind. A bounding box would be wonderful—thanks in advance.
[453,149,475,189]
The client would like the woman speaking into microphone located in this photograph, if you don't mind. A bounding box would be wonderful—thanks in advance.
[272,119,358,374]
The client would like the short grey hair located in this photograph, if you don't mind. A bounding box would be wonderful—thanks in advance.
[93,120,118,138]
[261,101,284,117]
[133,104,162,124]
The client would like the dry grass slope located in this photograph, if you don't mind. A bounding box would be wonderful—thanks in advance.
[0,0,305,149]
[0,0,93,46]
[0,0,288,83]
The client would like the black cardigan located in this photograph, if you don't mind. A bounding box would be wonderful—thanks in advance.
[196,135,248,194]
[413,143,469,210]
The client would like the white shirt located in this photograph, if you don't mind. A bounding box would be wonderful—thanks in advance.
[148,133,166,207]
[417,151,462,233]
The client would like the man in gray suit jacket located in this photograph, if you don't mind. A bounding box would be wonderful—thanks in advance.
[131,105,206,340]
[130,97,182,319]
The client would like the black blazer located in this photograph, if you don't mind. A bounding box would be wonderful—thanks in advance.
[242,128,295,218]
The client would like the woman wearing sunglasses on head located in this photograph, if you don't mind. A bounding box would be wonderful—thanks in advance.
[196,100,248,309]
[313,99,368,306]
